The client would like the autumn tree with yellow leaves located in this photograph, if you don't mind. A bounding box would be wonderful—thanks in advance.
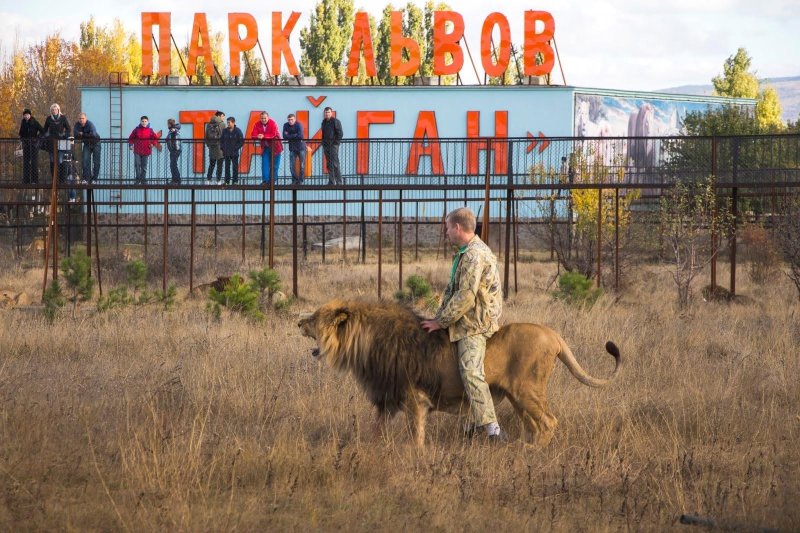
[0,17,141,137]
[524,146,640,285]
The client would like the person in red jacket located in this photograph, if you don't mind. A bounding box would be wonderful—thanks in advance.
[128,116,160,184]
[250,111,282,185]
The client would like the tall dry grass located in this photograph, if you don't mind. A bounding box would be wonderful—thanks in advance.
[1,256,799,531]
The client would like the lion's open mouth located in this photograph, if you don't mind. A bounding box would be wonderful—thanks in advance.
[311,347,321,358]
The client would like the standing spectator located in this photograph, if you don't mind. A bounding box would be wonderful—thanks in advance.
[18,108,43,184]
[250,111,282,185]
[73,112,101,182]
[220,117,244,185]
[283,113,307,184]
[127,116,160,184]
[42,103,70,182]
[321,106,343,185]
[165,118,182,184]
[205,110,225,185]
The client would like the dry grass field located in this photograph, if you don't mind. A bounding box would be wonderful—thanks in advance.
[1,253,799,531]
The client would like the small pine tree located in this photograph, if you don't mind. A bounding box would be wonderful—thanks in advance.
[154,283,177,310]
[249,267,281,306]
[207,274,264,321]
[60,251,94,317]
[554,271,602,307]
[42,279,66,322]
[125,260,148,298]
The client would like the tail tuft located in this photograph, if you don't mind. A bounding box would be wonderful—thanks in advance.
[605,341,620,361]
[605,341,622,375]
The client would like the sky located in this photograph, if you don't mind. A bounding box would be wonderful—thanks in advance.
[1,0,798,91]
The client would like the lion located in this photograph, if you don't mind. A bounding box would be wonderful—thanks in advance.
[298,299,622,447]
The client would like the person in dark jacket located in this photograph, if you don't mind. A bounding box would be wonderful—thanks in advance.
[42,103,70,182]
[220,117,244,185]
[205,111,225,185]
[283,114,307,184]
[73,112,101,182]
[321,107,343,185]
[165,119,182,184]
[18,108,43,184]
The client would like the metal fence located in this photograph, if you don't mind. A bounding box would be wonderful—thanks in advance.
[1,134,798,300]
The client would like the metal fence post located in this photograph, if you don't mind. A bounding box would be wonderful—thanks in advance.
[377,190,383,299]
[292,188,299,298]
[398,189,403,293]
[710,136,718,289]
[730,138,739,296]
[162,187,168,292]
[596,187,602,287]
[190,188,196,293]
[482,138,491,243]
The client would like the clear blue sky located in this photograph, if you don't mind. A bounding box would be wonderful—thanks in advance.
[1,0,797,90]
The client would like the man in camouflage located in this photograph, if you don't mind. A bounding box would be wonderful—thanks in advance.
[421,207,505,442]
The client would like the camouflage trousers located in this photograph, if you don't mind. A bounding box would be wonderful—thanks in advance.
[456,333,498,427]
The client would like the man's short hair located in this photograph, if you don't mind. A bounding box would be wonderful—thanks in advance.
[323,106,333,113]
[227,117,235,123]
[447,207,476,233]
[287,113,296,119]
[215,111,224,117]
[140,115,149,121]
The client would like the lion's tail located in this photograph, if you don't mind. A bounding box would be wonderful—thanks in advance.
[557,338,622,388]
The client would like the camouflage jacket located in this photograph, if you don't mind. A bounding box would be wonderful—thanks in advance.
[435,235,503,342]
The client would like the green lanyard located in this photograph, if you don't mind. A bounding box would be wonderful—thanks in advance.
[449,245,468,284]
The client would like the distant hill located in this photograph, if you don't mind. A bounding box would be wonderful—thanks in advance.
[660,75,800,124]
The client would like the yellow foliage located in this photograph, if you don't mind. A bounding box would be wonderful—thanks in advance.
[569,145,640,238]
[572,188,640,238]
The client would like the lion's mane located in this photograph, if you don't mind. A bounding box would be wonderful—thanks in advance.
[313,299,450,414]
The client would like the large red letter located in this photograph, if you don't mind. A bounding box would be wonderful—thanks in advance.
[407,112,443,175]
[228,13,258,78]
[523,11,555,77]
[481,13,511,78]
[178,110,216,173]
[187,13,214,77]
[390,11,420,77]
[356,111,394,174]
[347,12,377,78]
[432,11,464,76]
[141,12,171,76]
[466,111,508,175]
[272,12,301,76]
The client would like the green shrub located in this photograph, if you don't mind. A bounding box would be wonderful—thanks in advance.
[249,267,282,306]
[154,283,178,310]
[249,267,281,294]
[97,286,132,312]
[42,279,66,322]
[125,260,148,296]
[394,289,410,302]
[207,274,264,321]
[395,275,433,302]
[554,271,602,306]
[97,260,165,312]
[405,275,432,300]
[60,251,94,316]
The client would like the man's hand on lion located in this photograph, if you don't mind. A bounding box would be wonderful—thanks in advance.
[420,319,442,333]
